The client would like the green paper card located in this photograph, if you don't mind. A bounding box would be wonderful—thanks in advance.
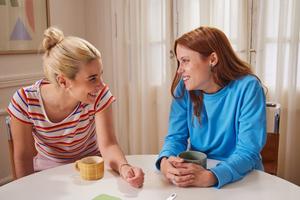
[92,194,121,200]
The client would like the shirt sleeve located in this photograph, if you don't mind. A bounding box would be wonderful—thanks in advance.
[210,78,266,188]
[156,81,189,169]
[7,88,32,124]
[94,85,116,113]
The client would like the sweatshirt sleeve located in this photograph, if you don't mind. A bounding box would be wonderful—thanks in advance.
[210,78,266,188]
[156,81,189,169]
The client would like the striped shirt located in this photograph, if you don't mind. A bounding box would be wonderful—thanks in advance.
[7,79,115,165]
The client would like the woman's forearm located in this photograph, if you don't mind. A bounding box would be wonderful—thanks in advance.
[14,156,34,179]
[100,144,128,173]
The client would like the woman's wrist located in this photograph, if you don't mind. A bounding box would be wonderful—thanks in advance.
[206,170,218,187]
[118,163,131,175]
[160,157,168,169]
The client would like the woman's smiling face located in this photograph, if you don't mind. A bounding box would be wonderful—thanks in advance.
[67,58,105,104]
[176,44,218,93]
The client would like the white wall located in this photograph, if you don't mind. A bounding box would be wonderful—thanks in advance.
[0,0,87,185]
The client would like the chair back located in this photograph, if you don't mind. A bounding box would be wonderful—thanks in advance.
[5,116,16,180]
[261,102,281,175]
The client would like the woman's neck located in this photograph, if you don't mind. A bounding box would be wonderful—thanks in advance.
[41,84,79,112]
[40,84,80,123]
[202,80,222,94]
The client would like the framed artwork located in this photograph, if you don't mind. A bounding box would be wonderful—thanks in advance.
[0,0,49,54]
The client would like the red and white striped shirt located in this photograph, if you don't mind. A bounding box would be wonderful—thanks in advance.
[7,79,115,166]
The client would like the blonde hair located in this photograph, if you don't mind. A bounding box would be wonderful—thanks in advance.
[42,27,101,85]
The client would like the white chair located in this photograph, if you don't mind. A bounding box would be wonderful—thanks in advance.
[5,116,16,180]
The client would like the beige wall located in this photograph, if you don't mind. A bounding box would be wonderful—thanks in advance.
[85,0,114,87]
[0,0,87,185]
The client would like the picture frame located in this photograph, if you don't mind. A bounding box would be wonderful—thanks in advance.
[0,0,49,55]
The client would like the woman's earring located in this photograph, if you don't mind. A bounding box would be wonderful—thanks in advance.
[210,63,216,72]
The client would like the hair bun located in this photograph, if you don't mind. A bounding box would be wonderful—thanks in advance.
[43,27,64,51]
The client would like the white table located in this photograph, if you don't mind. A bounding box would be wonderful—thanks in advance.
[0,155,300,200]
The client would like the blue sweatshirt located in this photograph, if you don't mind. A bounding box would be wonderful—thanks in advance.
[156,75,266,188]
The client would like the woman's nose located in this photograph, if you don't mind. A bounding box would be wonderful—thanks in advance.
[177,65,184,74]
[97,78,105,89]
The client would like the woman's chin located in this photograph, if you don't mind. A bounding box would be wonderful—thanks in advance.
[184,85,194,91]
[84,97,96,104]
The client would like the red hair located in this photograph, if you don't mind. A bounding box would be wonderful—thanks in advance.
[171,26,254,121]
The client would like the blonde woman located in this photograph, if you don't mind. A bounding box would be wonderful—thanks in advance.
[7,27,144,188]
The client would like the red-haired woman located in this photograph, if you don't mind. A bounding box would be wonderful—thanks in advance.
[156,26,266,188]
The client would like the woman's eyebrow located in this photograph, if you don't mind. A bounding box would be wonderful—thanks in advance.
[87,74,98,79]
[179,56,189,60]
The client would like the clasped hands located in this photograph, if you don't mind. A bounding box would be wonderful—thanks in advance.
[160,156,217,187]
[119,163,144,188]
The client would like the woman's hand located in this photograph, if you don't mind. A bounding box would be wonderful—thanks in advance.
[119,164,144,188]
[160,156,184,184]
[160,156,217,187]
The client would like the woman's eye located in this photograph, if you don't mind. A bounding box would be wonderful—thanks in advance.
[89,77,97,82]
[182,59,189,64]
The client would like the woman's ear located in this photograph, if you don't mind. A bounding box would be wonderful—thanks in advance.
[56,74,68,88]
[210,52,219,67]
